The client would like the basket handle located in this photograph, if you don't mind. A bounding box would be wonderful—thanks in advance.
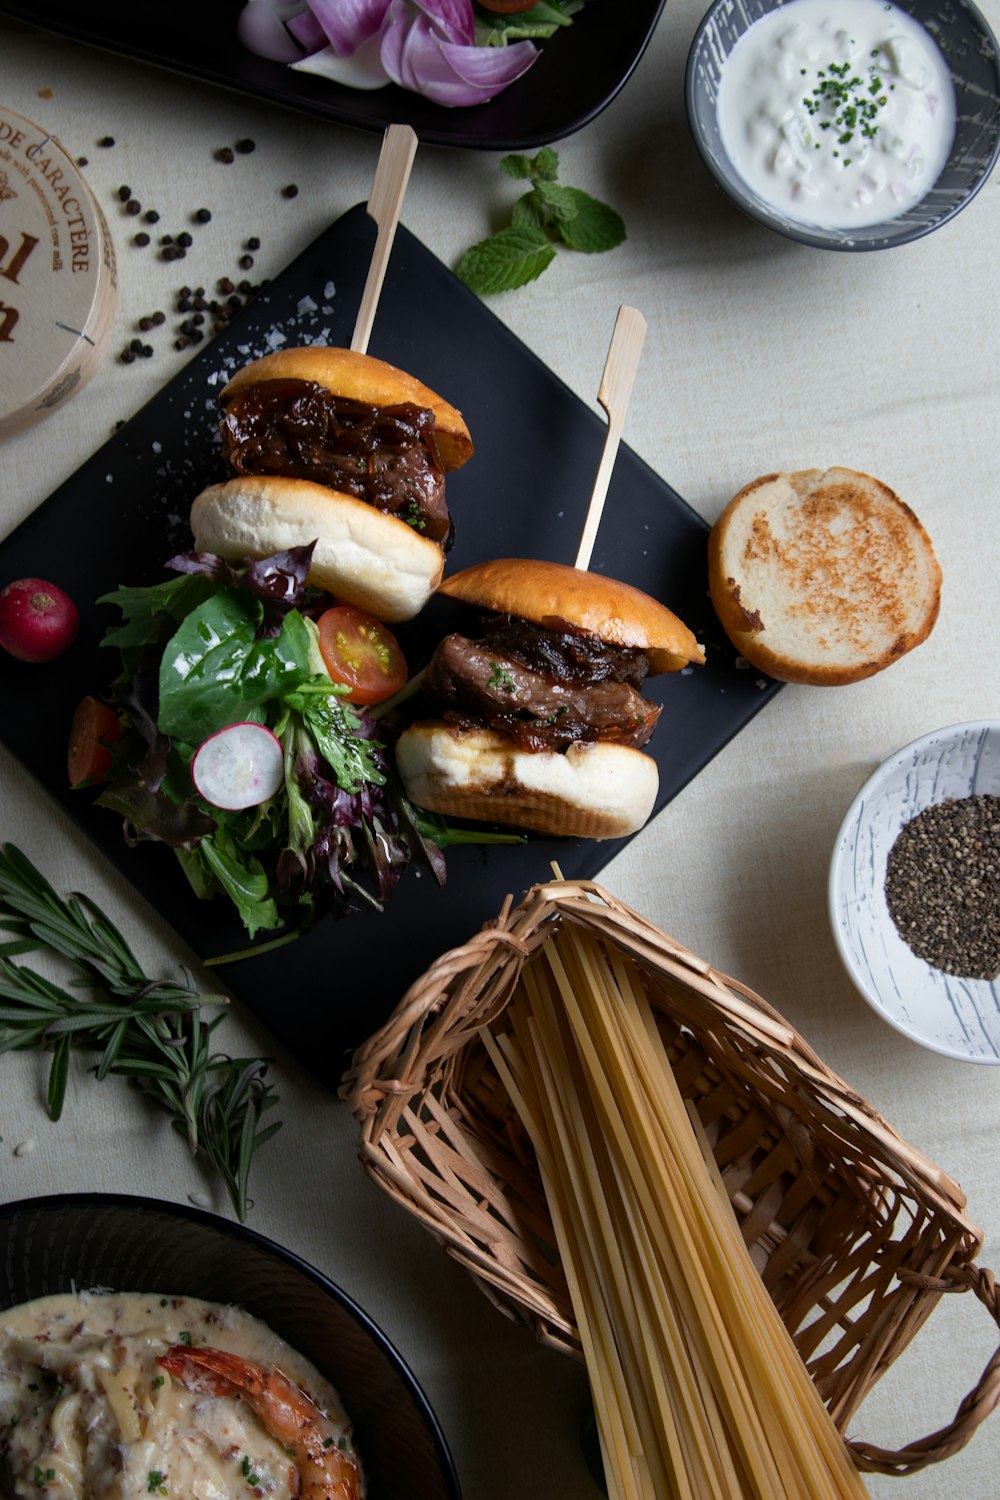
[846,1263,1000,1474]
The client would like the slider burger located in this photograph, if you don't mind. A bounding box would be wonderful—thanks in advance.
[189,347,474,623]
[395,558,705,840]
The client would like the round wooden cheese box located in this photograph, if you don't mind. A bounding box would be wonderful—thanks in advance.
[0,106,117,442]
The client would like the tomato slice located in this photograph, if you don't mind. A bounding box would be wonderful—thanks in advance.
[68,696,122,787]
[317,607,408,706]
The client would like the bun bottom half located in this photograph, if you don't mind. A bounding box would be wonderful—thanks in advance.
[190,475,444,624]
[395,722,659,841]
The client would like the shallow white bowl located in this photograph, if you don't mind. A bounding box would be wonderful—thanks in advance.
[829,721,1000,1062]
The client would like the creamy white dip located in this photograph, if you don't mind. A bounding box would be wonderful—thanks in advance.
[0,1292,361,1500]
[716,0,956,229]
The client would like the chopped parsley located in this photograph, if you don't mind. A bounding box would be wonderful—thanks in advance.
[400,499,427,532]
[147,1472,167,1495]
[240,1456,260,1485]
[488,661,515,693]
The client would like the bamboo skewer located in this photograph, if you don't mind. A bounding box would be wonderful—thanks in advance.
[574,305,648,573]
[351,123,418,355]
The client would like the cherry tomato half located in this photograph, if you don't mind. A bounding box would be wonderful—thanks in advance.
[68,695,122,787]
[317,607,408,706]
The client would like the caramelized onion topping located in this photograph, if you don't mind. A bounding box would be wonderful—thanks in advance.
[221,378,452,546]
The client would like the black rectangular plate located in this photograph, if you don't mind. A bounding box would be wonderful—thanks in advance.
[0,1,666,152]
[0,204,780,1086]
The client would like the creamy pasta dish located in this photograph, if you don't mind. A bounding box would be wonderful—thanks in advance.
[0,1292,363,1500]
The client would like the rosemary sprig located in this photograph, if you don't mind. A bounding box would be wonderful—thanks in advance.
[0,844,281,1221]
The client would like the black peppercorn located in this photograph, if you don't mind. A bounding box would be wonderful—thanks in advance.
[246,236,261,251]
[217,277,235,294]
[174,336,190,351]
[117,185,131,202]
[77,156,88,166]
[125,200,142,216]
[151,310,166,326]
[140,344,154,358]
[120,348,136,363]
[238,254,254,270]
[144,209,160,224]
[215,146,235,164]
[282,183,299,199]
[194,208,212,224]
[129,337,144,353]
[177,231,193,247]
[133,232,150,247]
[98,135,115,147]
[236,138,256,154]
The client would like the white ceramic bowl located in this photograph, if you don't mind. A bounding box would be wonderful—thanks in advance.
[829,721,1000,1061]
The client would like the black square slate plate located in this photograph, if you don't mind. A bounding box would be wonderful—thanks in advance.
[0,1,666,152]
[0,204,780,1086]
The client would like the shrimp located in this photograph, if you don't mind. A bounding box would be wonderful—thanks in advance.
[157,1344,362,1500]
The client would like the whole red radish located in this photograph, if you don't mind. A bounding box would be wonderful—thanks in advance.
[0,578,80,663]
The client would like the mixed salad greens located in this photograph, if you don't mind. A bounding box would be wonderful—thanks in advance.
[84,544,514,956]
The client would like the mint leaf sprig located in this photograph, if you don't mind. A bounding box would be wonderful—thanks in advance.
[0,843,280,1221]
[457,147,625,296]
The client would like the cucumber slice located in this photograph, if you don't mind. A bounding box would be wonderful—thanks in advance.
[192,722,284,811]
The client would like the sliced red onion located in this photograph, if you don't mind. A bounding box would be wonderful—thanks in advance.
[380,2,537,105]
[409,0,474,46]
[300,0,390,54]
[287,9,327,50]
[237,0,313,62]
[291,35,391,89]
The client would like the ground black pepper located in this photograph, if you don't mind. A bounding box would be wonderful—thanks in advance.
[884,795,1000,980]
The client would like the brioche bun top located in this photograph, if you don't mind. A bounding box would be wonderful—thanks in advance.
[438,557,705,675]
[221,346,473,471]
[707,466,942,686]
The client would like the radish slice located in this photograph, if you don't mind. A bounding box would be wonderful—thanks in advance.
[192,723,284,811]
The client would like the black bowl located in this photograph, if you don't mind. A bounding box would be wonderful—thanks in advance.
[0,1194,461,1500]
[685,0,1000,250]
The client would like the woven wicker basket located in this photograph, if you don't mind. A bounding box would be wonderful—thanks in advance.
[342,878,1000,1475]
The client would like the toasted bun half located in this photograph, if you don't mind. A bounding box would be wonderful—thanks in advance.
[395,722,659,840]
[221,347,473,472]
[708,468,942,686]
[190,474,444,624]
[438,558,704,675]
